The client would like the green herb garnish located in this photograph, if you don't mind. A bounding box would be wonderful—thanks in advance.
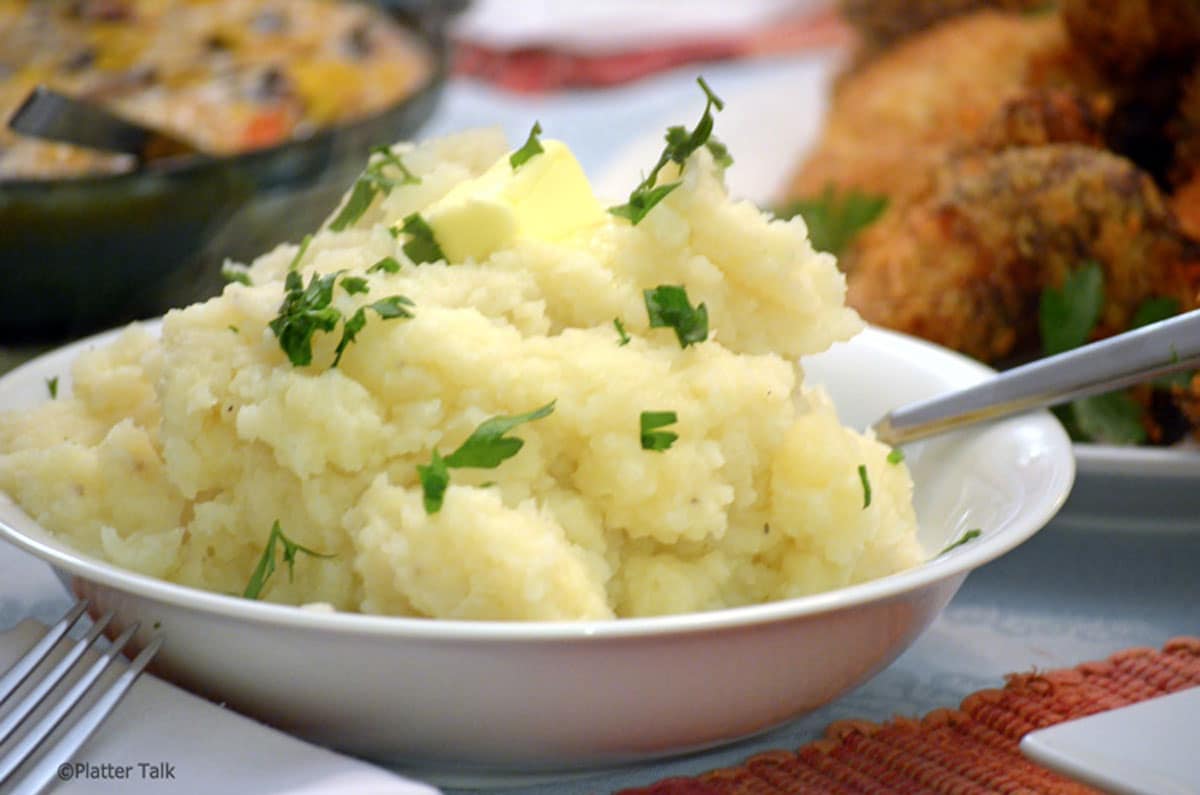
[887,448,904,464]
[229,325,239,334]
[938,528,982,556]
[640,411,678,451]
[328,147,420,232]
[368,256,401,274]
[368,295,415,319]
[242,520,334,600]
[46,376,58,399]
[399,213,446,265]
[609,77,727,225]
[340,276,370,295]
[287,234,313,272]
[644,285,708,348]
[510,121,544,170]
[858,464,871,508]
[1071,393,1147,445]
[220,262,252,286]
[614,317,631,346]
[775,186,888,256]
[419,401,557,513]
[1039,262,1103,356]
[1131,297,1179,329]
[417,448,450,514]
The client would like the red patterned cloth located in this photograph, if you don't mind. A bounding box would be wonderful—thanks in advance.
[451,9,850,93]
[622,637,1200,794]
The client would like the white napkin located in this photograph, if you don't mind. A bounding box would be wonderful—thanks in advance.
[0,620,440,795]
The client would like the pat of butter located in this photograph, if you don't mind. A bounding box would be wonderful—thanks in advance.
[418,139,605,262]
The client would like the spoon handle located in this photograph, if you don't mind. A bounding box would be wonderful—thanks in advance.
[873,309,1200,445]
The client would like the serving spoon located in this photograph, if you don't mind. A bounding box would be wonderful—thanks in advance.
[7,85,198,163]
[873,309,1200,445]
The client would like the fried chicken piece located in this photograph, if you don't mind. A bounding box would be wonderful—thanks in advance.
[1170,65,1200,187]
[976,88,1112,151]
[844,145,1200,362]
[838,0,1050,52]
[787,11,1103,203]
[1061,0,1200,78]
[1172,176,1200,239]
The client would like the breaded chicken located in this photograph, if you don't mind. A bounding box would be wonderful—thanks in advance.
[787,11,1103,202]
[1171,65,1200,187]
[839,0,1050,52]
[1172,176,1200,239]
[1061,0,1200,78]
[843,145,1200,362]
[976,88,1112,151]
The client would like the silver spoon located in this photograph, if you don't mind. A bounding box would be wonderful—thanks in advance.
[873,309,1200,445]
[7,85,198,163]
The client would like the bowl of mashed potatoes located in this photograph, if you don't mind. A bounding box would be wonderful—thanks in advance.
[0,98,1074,776]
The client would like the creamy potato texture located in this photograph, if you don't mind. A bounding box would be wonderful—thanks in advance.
[0,128,924,620]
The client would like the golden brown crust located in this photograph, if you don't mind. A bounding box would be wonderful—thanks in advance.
[838,0,1051,52]
[844,145,1200,362]
[1061,0,1200,78]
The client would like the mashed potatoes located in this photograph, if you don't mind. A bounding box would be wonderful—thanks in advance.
[0,125,923,620]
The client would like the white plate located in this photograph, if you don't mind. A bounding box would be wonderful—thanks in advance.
[0,323,1072,783]
[1021,687,1200,795]
[595,54,1200,531]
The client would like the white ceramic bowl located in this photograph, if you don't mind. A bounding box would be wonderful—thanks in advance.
[0,324,1074,781]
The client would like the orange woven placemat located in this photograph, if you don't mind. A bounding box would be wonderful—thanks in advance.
[621,637,1200,795]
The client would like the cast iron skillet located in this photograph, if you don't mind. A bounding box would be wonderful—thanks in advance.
[0,1,452,343]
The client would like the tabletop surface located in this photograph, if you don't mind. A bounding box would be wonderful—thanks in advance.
[2,52,1198,795]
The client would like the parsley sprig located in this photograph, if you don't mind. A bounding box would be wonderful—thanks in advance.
[640,411,678,451]
[937,528,982,557]
[614,317,631,346]
[243,520,334,600]
[329,146,420,232]
[269,270,413,368]
[418,401,556,513]
[609,77,730,225]
[46,376,58,399]
[774,186,888,256]
[510,121,544,170]
[399,213,446,265]
[644,285,708,348]
[221,262,252,286]
[857,464,871,508]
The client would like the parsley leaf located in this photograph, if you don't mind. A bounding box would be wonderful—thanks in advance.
[614,317,631,346]
[340,276,370,295]
[443,401,556,469]
[510,121,544,170]
[399,213,446,265]
[46,376,58,399]
[243,520,334,600]
[775,186,888,256]
[368,295,415,319]
[609,77,727,225]
[418,402,556,513]
[887,448,904,464]
[1039,262,1103,356]
[220,262,252,286]
[1131,296,1179,329]
[368,256,401,274]
[644,285,708,348]
[858,464,871,508]
[417,448,450,514]
[269,270,342,366]
[287,234,313,272]
[1071,393,1147,445]
[332,307,367,368]
[706,136,733,169]
[640,411,678,451]
[938,528,982,557]
[328,147,420,232]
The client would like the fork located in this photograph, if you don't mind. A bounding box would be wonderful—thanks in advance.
[0,600,162,795]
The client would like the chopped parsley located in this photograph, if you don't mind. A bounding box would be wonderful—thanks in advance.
[510,121,544,170]
[774,186,888,256]
[887,448,904,464]
[1040,262,1103,356]
[242,520,334,600]
[46,376,58,399]
[1071,393,1147,445]
[857,464,871,508]
[288,234,313,272]
[644,285,708,348]
[228,325,239,334]
[368,256,401,274]
[220,262,252,286]
[419,401,556,513]
[328,147,420,232]
[269,270,412,368]
[609,77,729,225]
[640,411,678,451]
[399,213,446,265]
[1131,296,1179,329]
[614,317,631,346]
[937,528,982,557]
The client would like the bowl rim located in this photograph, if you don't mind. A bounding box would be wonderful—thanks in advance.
[0,323,1075,643]
[0,5,447,193]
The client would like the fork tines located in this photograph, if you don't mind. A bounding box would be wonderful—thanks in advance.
[0,600,162,794]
